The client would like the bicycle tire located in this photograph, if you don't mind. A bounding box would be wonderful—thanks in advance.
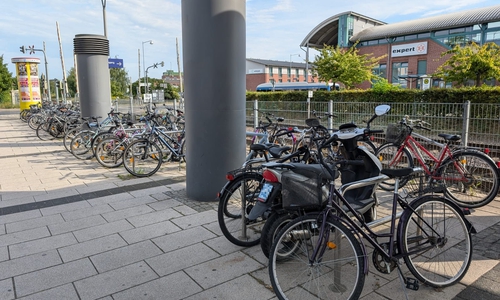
[91,131,115,156]
[36,122,56,141]
[28,114,43,130]
[269,214,365,300]
[123,139,163,177]
[95,137,126,168]
[63,128,79,153]
[398,195,472,288]
[440,150,499,208]
[376,142,414,191]
[217,173,264,247]
[70,131,94,160]
[260,212,299,259]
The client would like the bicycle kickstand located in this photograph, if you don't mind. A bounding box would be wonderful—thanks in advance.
[395,260,419,300]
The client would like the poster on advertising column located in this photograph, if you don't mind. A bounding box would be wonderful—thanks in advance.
[11,57,42,111]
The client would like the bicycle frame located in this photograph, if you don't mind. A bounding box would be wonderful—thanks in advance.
[391,133,468,183]
[318,174,446,273]
[150,126,185,159]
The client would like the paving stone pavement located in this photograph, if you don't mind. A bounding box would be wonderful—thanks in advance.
[0,109,499,300]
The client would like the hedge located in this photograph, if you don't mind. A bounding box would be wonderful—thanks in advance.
[246,87,500,104]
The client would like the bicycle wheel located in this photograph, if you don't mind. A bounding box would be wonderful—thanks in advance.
[261,212,299,258]
[91,131,115,156]
[63,128,79,153]
[440,150,499,208]
[123,139,163,177]
[28,114,44,130]
[217,173,264,247]
[269,215,365,300]
[398,195,472,288]
[95,137,125,168]
[376,142,414,191]
[70,131,94,160]
[36,122,57,141]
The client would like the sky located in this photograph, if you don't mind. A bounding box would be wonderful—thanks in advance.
[1,0,499,83]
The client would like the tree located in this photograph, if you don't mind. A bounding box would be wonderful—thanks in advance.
[66,67,77,96]
[0,55,14,103]
[434,42,500,87]
[312,43,386,89]
[109,68,130,98]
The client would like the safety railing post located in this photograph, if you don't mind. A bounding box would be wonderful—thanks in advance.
[254,99,259,129]
[462,100,470,148]
[328,100,334,131]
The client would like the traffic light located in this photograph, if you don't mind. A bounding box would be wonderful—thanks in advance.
[19,46,25,53]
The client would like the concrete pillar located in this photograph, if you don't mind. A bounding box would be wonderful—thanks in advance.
[73,34,111,118]
[182,0,246,201]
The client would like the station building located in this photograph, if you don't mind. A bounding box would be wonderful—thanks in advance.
[298,4,500,89]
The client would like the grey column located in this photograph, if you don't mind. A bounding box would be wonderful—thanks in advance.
[182,0,246,201]
[73,34,111,118]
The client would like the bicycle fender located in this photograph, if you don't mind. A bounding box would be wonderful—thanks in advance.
[215,172,263,201]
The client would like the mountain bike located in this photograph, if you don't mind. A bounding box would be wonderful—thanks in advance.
[268,133,475,300]
[376,116,499,208]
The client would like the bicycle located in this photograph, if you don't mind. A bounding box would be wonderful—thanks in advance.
[268,132,475,299]
[94,120,146,168]
[376,116,499,208]
[122,116,186,177]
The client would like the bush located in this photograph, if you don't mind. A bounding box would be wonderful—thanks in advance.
[247,86,500,104]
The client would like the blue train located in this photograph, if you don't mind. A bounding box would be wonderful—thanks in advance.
[255,82,339,92]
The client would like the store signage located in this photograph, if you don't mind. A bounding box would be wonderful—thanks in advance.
[391,42,428,57]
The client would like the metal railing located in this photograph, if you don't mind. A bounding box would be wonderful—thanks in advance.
[246,100,500,162]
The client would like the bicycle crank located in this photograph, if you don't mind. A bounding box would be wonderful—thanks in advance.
[372,247,397,274]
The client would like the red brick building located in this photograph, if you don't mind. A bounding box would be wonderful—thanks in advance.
[300,5,500,89]
[246,59,320,91]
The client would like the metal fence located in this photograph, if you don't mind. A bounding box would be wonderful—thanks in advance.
[246,100,500,162]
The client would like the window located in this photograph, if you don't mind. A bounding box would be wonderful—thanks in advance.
[435,29,449,36]
[392,62,408,87]
[489,21,500,29]
[269,67,273,76]
[372,64,387,79]
[418,32,431,38]
[278,68,282,77]
[405,35,417,40]
[417,60,427,75]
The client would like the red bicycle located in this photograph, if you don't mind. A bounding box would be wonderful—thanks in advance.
[376,116,499,208]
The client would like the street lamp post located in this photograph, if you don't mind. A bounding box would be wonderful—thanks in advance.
[145,61,164,111]
[289,53,300,82]
[21,42,52,103]
[142,40,153,98]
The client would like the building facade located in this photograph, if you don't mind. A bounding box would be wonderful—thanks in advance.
[300,5,500,89]
[246,59,320,91]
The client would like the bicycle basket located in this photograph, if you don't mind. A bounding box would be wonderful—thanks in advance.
[281,169,325,209]
[385,123,409,145]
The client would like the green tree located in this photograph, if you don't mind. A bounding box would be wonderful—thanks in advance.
[312,43,386,89]
[434,42,500,87]
[66,67,77,96]
[0,55,14,103]
[109,68,129,98]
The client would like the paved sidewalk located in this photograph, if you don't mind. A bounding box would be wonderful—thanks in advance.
[0,109,498,300]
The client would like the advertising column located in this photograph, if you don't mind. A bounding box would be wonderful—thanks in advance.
[11,57,42,111]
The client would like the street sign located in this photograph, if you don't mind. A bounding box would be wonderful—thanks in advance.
[108,58,124,69]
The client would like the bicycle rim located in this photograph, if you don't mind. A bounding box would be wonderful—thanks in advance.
[217,173,264,247]
[96,138,124,168]
[123,140,162,177]
[400,196,472,288]
[441,151,499,208]
[376,143,413,191]
[269,216,365,300]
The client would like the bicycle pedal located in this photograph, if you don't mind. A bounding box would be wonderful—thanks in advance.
[405,278,419,290]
